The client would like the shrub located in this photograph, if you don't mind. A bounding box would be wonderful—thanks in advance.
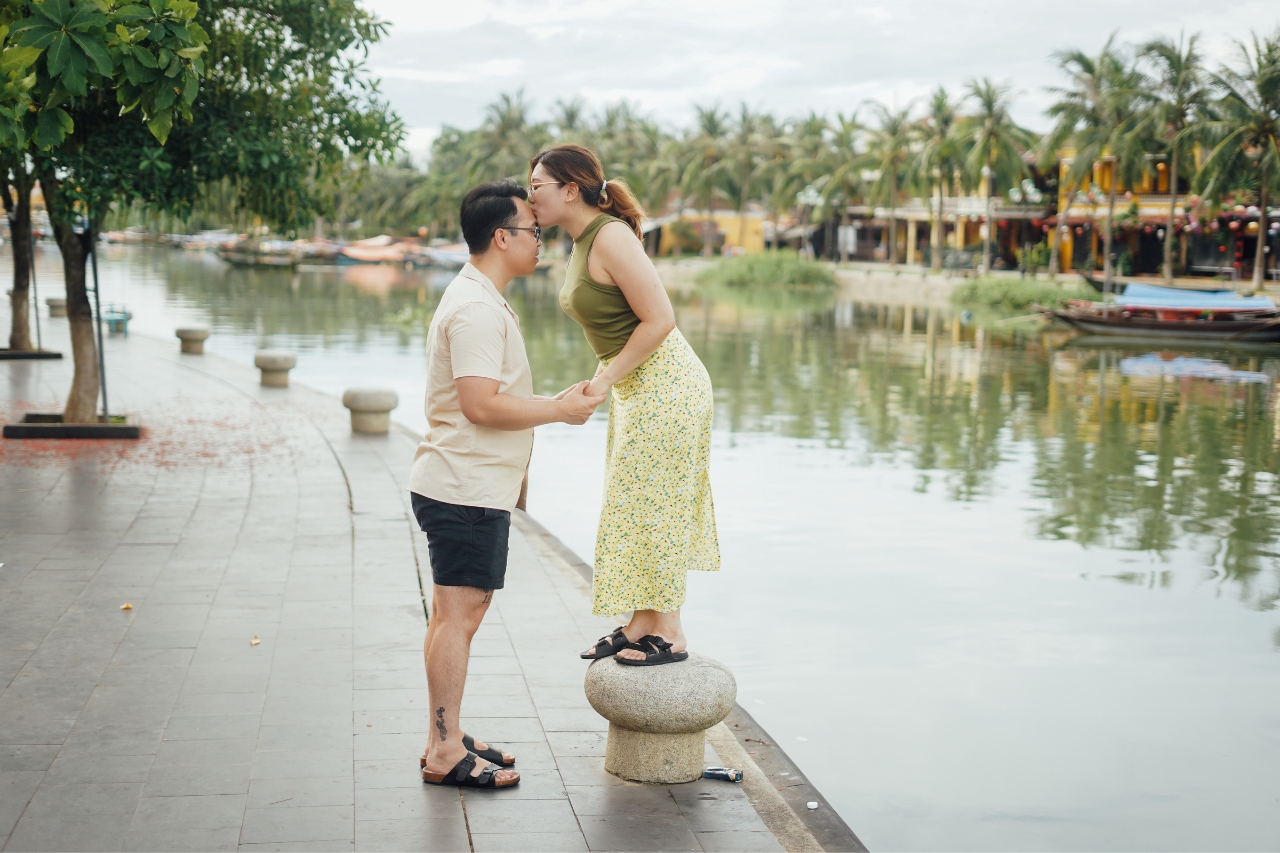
[695,250,836,290]
[949,277,1086,310]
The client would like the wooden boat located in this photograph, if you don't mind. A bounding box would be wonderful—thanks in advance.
[1050,283,1280,343]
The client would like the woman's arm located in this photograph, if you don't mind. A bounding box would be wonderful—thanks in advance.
[584,222,676,397]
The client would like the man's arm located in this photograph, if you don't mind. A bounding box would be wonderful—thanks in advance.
[457,377,604,429]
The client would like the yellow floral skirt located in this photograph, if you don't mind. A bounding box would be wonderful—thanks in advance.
[593,329,719,616]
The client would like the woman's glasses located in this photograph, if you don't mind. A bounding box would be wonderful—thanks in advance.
[525,181,563,195]
[502,226,542,242]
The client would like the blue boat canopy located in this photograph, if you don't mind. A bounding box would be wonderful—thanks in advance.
[1119,283,1276,310]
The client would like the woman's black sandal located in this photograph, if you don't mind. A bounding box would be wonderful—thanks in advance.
[422,751,519,788]
[463,734,514,767]
[581,626,629,660]
[615,635,689,667]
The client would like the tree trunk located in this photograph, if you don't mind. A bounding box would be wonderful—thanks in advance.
[41,170,98,422]
[1253,183,1268,290]
[888,171,898,268]
[981,170,992,276]
[5,164,33,351]
[1103,180,1117,298]
[930,181,944,272]
[1164,145,1179,283]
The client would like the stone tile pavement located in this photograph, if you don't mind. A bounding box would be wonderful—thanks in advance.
[0,327,805,852]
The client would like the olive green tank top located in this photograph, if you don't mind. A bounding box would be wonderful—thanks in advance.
[560,214,640,360]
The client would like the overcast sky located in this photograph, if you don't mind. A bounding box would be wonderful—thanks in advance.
[361,0,1279,159]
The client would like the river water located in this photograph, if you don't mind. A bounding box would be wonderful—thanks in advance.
[14,244,1280,850]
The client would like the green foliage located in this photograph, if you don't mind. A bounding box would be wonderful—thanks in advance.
[695,250,836,290]
[950,277,1086,309]
[1016,241,1052,270]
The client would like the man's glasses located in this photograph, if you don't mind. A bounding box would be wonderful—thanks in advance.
[525,181,563,195]
[502,226,542,242]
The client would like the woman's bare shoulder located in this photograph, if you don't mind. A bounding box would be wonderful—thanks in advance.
[593,219,643,257]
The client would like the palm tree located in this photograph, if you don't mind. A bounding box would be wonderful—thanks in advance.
[681,105,730,255]
[863,101,916,268]
[467,91,550,182]
[820,113,865,261]
[958,78,1035,274]
[1043,37,1146,291]
[1137,33,1213,282]
[722,104,769,248]
[913,88,962,270]
[1192,30,1280,289]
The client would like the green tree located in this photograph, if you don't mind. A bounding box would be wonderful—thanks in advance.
[959,78,1034,274]
[680,104,729,255]
[1192,30,1280,289]
[721,103,769,248]
[1137,33,1213,282]
[1043,37,1146,291]
[820,113,864,262]
[863,101,915,267]
[913,87,962,271]
[467,90,548,182]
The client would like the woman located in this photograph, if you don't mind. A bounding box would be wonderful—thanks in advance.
[527,144,719,666]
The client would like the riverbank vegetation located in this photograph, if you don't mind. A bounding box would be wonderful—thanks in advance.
[695,251,836,290]
[950,278,1087,310]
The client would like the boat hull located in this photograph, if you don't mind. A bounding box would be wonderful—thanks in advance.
[1051,310,1280,343]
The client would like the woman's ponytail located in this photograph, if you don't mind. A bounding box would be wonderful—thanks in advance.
[529,144,647,239]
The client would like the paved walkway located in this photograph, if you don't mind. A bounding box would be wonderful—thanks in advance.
[0,326,806,852]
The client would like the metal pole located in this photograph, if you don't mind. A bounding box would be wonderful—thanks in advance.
[29,240,41,351]
[88,217,108,420]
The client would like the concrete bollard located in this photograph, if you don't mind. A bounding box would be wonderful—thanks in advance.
[342,388,399,434]
[254,350,296,387]
[175,326,211,354]
[46,297,66,317]
[585,652,737,784]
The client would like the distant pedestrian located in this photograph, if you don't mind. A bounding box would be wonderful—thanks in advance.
[527,145,720,666]
[410,180,605,788]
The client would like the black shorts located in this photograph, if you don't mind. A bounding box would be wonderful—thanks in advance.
[410,493,511,590]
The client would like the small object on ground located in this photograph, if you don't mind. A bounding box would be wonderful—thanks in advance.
[176,326,211,354]
[703,766,743,782]
[581,625,629,660]
[250,636,260,646]
[807,801,819,810]
[254,350,296,387]
[46,297,66,317]
[613,634,689,666]
[103,304,131,335]
[745,737,771,746]
[342,388,399,434]
[120,603,132,610]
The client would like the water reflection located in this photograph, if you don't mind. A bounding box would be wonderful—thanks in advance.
[94,247,1280,616]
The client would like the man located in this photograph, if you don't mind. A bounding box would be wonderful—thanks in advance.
[411,180,604,789]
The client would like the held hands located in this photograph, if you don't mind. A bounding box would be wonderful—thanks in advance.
[556,381,607,425]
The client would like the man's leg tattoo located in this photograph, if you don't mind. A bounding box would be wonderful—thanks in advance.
[435,707,447,742]
[482,590,493,604]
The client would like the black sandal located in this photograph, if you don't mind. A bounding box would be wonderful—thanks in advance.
[463,734,514,767]
[581,626,630,660]
[614,635,689,667]
[422,751,519,788]
[420,735,514,771]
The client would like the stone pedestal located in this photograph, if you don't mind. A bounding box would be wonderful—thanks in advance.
[254,350,296,387]
[342,388,399,433]
[584,652,736,784]
[175,326,210,354]
[46,297,66,317]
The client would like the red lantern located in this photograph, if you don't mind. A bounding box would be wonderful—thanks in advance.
[1042,224,1050,232]
[1075,226,1084,235]
[1229,220,1240,231]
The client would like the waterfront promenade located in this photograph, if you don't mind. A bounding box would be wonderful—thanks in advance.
[0,326,836,852]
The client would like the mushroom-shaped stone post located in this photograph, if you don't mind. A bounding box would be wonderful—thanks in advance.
[585,652,737,783]
[342,388,399,434]
[175,326,211,354]
[46,297,66,317]
[254,350,297,387]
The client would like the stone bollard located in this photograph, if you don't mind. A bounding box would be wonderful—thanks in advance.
[254,350,296,387]
[585,652,737,784]
[46,297,66,317]
[342,388,399,434]
[175,326,211,354]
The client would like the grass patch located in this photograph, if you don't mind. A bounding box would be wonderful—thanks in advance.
[695,250,836,290]
[950,277,1087,310]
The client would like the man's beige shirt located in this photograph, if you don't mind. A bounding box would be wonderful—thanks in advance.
[408,263,534,512]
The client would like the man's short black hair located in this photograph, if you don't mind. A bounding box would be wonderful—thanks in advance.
[459,180,528,255]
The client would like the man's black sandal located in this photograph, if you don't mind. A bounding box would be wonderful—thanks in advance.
[422,751,519,788]
[463,734,514,767]
[615,635,689,667]
[581,626,629,660]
